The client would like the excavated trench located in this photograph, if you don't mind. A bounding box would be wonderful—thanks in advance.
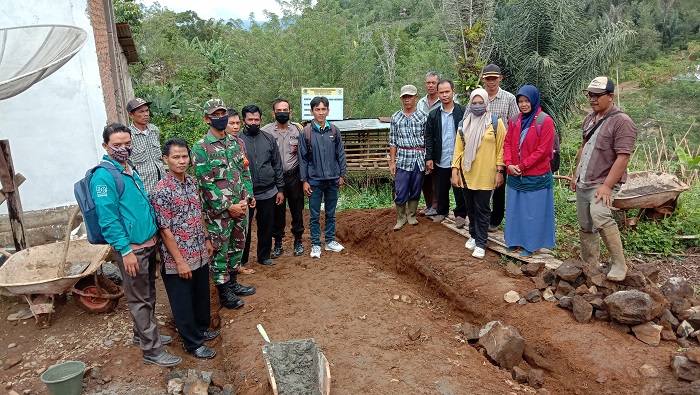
[335,208,690,395]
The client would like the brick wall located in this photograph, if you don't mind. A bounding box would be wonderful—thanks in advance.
[87,0,119,123]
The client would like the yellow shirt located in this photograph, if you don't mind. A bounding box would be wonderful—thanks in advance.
[451,120,506,190]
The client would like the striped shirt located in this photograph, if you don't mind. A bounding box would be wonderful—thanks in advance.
[129,123,165,195]
[390,109,427,172]
[489,88,519,124]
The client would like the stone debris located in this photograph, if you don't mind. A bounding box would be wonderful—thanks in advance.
[521,262,544,277]
[459,323,481,341]
[512,366,528,383]
[631,322,663,346]
[166,369,234,395]
[525,289,542,303]
[505,262,523,278]
[408,326,422,341]
[671,355,700,382]
[678,321,695,338]
[477,321,525,370]
[542,287,556,302]
[557,296,572,310]
[528,368,545,389]
[604,290,654,325]
[687,348,700,364]
[572,295,593,324]
[504,291,520,304]
[555,259,583,282]
[554,281,574,300]
[639,364,659,378]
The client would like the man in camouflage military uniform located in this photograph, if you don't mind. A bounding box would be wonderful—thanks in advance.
[192,99,256,309]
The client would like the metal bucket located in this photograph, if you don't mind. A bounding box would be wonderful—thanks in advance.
[40,361,85,395]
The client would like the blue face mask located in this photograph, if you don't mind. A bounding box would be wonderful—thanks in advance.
[469,104,487,116]
[209,115,229,131]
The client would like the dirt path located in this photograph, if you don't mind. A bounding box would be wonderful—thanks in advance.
[0,208,690,394]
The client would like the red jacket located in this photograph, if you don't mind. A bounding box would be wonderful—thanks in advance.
[503,108,555,176]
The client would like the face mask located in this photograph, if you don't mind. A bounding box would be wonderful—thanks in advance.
[108,145,132,162]
[246,124,260,134]
[469,104,487,116]
[209,115,229,131]
[274,112,290,124]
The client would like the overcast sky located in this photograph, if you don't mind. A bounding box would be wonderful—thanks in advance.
[138,0,285,21]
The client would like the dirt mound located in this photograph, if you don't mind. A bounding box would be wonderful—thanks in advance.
[336,209,685,395]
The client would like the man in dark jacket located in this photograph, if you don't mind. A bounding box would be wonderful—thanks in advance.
[425,79,467,225]
[239,104,285,266]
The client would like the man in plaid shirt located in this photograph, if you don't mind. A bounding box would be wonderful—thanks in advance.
[126,98,166,195]
[480,64,519,232]
[389,85,428,230]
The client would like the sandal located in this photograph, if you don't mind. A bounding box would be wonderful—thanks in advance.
[506,246,520,252]
[238,266,256,275]
[7,307,32,321]
[419,207,429,216]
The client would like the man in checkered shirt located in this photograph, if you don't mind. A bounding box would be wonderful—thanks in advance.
[480,65,519,232]
[127,98,166,195]
[389,84,428,230]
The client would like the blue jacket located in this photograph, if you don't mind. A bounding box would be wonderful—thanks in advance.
[298,122,347,184]
[89,155,157,255]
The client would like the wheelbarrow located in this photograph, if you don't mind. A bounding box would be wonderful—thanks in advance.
[612,171,690,227]
[0,207,123,327]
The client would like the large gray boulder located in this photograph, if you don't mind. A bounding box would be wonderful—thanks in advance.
[604,290,654,325]
[478,321,526,370]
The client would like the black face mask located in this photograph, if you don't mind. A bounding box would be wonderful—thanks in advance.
[209,115,229,131]
[246,124,260,134]
[274,112,290,124]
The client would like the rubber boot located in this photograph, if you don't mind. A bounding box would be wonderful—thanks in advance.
[406,200,419,226]
[599,225,627,282]
[216,283,244,309]
[394,203,407,231]
[579,230,601,267]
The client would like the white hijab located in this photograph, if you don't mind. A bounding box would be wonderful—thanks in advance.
[461,88,491,172]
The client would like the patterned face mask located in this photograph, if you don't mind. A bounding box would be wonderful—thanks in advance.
[108,145,133,162]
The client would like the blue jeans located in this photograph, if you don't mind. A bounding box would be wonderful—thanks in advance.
[309,179,339,246]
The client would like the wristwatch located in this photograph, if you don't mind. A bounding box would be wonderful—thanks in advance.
[496,168,505,174]
[205,235,211,241]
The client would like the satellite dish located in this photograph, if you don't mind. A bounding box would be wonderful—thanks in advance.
[0,24,87,100]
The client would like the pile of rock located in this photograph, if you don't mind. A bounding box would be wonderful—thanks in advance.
[456,320,548,393]
[506,258,700,382]
[166,369,235,395]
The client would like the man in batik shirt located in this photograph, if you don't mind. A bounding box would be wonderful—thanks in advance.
[152,138,219,359]
[192,99,256,310]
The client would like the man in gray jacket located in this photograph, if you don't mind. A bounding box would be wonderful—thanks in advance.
[239,104,284,266]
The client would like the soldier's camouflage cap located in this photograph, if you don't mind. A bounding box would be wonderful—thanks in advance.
[203,98,227,115]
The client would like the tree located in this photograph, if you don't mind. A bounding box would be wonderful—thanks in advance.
[489,0,636,128]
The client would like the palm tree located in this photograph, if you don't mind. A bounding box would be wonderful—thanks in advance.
[488,0,635,128]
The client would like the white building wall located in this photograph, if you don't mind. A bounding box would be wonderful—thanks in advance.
[0,0,107,213]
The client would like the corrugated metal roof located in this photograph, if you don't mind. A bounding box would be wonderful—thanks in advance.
[332,118,390,132]
[115,23,139,64]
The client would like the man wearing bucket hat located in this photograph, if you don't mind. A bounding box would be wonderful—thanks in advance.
[570,77,637,282]
[127,97,166,195]
[390,84,428,230]
[192,99,256,310]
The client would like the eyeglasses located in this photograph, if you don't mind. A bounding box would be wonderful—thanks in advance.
[585,92,609,100]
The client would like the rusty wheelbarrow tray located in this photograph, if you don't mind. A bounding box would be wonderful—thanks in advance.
[611,171,690,227]
[613,171,690,210]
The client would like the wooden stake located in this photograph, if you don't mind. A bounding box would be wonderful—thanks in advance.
[0,140,27,251]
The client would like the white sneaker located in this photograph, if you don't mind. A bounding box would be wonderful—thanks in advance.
[310,245,321,258]
[472,247,485,259]
[325,241,345,252]
[465,238,476,250]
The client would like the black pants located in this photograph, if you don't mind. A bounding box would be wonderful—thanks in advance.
[490,174,507,227]
[242,195,275,263]
[272,169,305,242]
[161,264,210,352]
[464,187,492,249]
[434,166,466,218]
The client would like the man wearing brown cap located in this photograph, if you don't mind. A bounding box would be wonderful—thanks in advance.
[390,85,428,230]
[570,77,637,282]
[127,98,166,195]
[480,64,519,232]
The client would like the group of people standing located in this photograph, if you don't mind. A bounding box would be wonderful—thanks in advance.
[88,96,346,366]
[390,67,637,282]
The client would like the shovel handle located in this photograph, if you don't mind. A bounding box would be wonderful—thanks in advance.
[257,324,271,343]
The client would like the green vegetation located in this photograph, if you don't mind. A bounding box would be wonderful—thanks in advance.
[114,0,700,256]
